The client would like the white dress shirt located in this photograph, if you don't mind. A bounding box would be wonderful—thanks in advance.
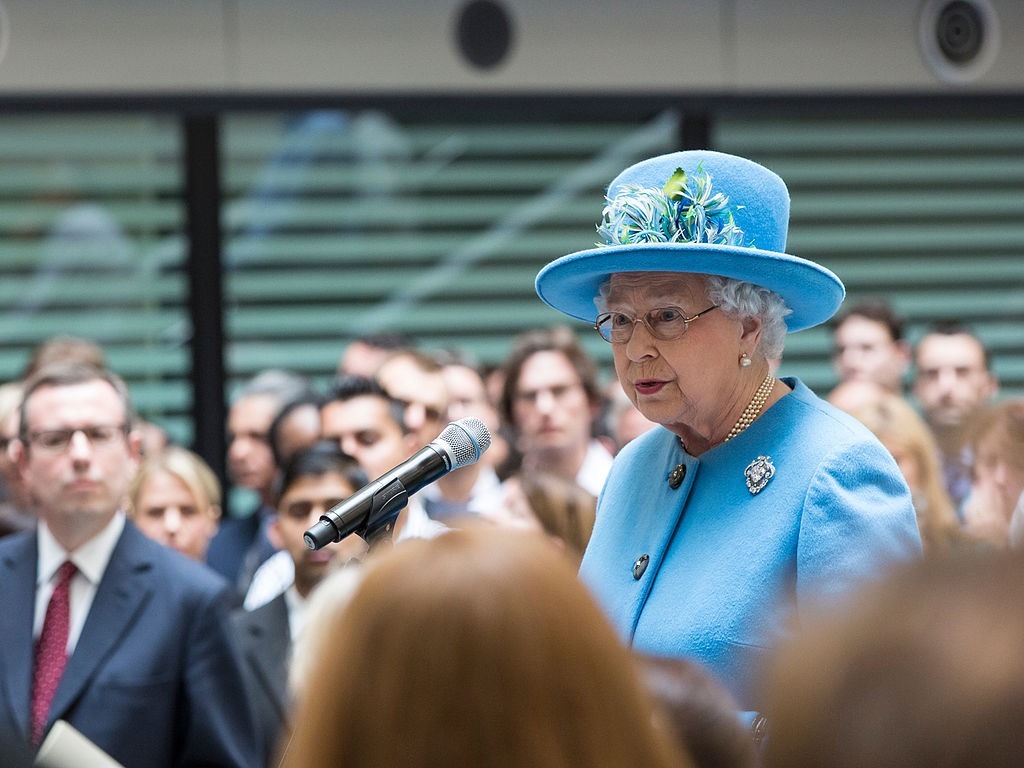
[35,512,126,654]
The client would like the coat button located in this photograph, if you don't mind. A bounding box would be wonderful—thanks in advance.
[633,554,649,580]
[668,464,686,489]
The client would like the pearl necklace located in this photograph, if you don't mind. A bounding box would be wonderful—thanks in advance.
[724,373,774,442]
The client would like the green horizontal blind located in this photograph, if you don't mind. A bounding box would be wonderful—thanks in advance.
[221,109,683,389]
[0,115,191,442]
[2,107,1020,455]
[714,116,1024,397]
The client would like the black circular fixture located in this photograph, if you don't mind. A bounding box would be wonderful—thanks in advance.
[935,0,984,64]
[455,0,514,70]
[917,0,1000,84]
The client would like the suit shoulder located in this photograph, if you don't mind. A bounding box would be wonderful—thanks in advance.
[231,593,287,637]
[129,526,235,597]
[0,529,35,563]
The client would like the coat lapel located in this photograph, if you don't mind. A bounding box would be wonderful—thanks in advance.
[47,524,153,729]
[0,533,40,741]
[241,594,292,720]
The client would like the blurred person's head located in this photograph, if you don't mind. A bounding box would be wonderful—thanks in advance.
[337,332,414,378]
[282,526,691,768]
[499,326,603,473]
[269,394,323,470]
[636,653,759,768]
[128,445,221,561]
[439,356,505,465]
[227,369,314,504]
[763,551,1024,768]
[134,417,169,457]
[13,361,141,552]
[830,299,909,393]
[1008,491,1024,550]
[848,393,961,556]
[21,334,107,380]
[321,375,413,481]
[963,399,1024,547]
[269,442,368,598]
[0,382,29,507]
[912,322,997,439]
[375,348,450,446]
[484,472,596,568]
[826,379,889,414]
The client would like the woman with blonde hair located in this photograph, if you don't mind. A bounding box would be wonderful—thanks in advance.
[282,527,692,768]
[128,444,222,562]
[849,393,962,555]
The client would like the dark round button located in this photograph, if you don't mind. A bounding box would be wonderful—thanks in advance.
[668,464,687,489]
[633,554,650,580]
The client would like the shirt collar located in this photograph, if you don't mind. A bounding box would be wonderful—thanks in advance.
[283,584,309,644]
[37,511,126,587]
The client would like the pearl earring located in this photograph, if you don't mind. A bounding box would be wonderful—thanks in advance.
[739,353,752,367]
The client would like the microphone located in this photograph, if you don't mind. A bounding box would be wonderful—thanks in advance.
[304,416,491,550]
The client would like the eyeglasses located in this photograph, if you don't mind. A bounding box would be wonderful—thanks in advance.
[594,304,720,344]
[27,424,129,452]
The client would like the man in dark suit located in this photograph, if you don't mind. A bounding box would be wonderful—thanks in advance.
[0,361,258,767]
[232,442,367,764]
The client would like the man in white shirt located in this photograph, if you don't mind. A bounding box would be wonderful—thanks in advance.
[498,326,613,497]
[232,442,367,765]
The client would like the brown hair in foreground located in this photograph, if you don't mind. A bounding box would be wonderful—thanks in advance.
[762,550,1024,768]
[282,527,692,768]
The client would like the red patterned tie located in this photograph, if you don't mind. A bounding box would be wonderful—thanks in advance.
[31,560,77,745]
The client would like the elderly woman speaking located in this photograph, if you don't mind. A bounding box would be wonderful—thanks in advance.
[535,150,922,719]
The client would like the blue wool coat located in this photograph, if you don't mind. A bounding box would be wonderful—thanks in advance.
[580,378,922,710]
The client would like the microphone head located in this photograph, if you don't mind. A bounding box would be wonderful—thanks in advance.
[436,417,491,470]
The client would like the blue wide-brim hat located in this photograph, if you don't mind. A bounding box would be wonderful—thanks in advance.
[535,150,845,333]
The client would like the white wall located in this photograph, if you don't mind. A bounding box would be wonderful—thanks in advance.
[0,0,1019,95]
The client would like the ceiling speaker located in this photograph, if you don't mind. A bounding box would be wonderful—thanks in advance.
[918,0,1000,83]
[454,0,514,70]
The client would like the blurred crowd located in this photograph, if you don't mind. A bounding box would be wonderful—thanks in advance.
[2,302,1021,767]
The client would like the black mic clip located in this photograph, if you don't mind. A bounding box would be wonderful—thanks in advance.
[303,476,409,550]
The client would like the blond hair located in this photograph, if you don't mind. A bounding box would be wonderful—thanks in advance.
[849,393,960,555]
[129,444,221,516]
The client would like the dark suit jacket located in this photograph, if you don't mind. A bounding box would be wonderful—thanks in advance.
[0,521,260,768]
[206,503,277,593]
[231,593,291,766]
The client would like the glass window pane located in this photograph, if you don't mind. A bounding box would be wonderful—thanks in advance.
[221,108,682,390]
[0,114,190,444]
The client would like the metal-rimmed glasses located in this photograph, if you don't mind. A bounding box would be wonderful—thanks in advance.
[594,304,720,344]
[26,424,129,453]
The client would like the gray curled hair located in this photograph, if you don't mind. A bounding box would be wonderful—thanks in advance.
[704,275,790,361]
[596,274,791,361]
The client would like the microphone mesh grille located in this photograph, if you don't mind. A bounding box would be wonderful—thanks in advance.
[439,417,492,469]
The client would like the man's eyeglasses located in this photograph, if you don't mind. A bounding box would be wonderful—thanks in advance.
[26,424,129,452]
[594,305,720,344]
